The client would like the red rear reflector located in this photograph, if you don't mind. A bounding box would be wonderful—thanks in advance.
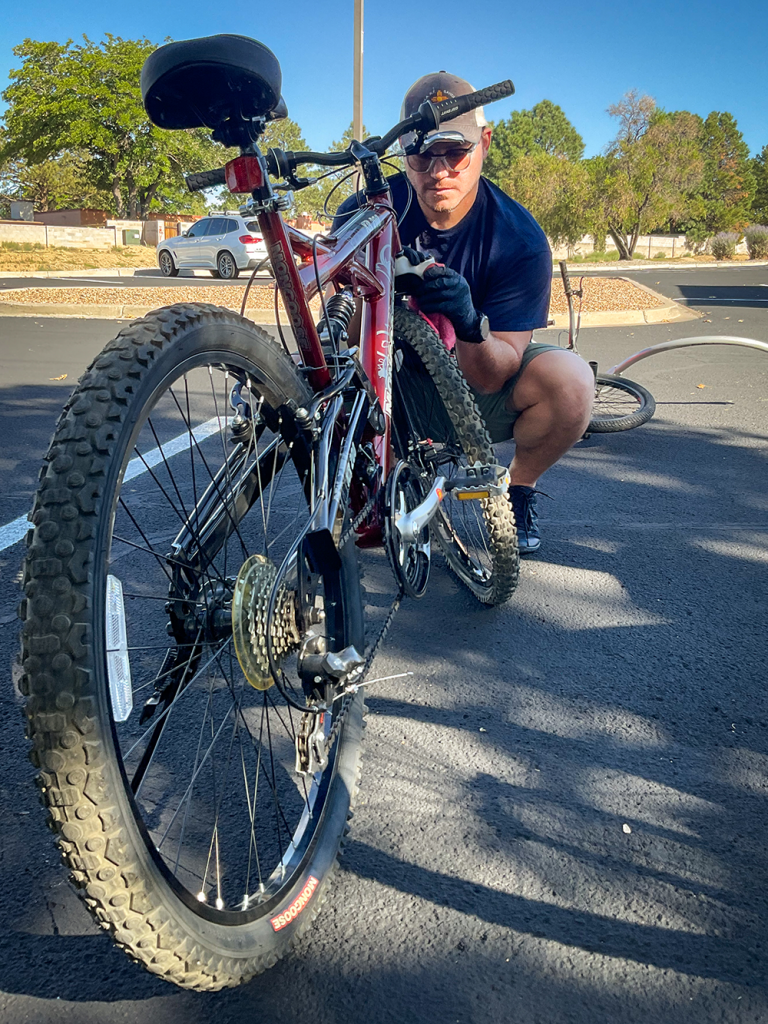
[239,235,262,244]
[225,155,264,193]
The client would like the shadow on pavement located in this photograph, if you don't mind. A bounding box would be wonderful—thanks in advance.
[674,283,768,309]
[0,414,766,1020]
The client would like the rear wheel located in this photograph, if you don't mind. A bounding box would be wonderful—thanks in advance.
[391,306,519,605]
[21,303,364,989]
[589,373,656,432]
[216,251,239,279]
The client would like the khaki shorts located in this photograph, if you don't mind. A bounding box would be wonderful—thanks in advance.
[469,341,564,443]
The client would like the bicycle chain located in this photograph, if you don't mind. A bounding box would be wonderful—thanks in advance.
[297,489,405,772]
[321,584,404,757]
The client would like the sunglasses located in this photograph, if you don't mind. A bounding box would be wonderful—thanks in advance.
[406,142,479,174]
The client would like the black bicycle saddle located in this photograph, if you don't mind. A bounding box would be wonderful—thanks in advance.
[141,34,285,143]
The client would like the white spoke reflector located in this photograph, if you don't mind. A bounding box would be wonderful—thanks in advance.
[106,574,133,722]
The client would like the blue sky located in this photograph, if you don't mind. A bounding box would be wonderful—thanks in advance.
[1,0,766,158]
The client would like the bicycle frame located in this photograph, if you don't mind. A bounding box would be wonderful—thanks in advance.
[254,186,400,478]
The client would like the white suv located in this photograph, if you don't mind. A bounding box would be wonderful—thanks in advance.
[157,214,270,279]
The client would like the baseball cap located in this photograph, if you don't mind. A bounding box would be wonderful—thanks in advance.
[399,72,487,152]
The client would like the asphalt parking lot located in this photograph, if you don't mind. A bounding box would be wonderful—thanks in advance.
[0,265,766,1023]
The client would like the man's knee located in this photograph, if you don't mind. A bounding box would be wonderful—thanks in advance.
[509,350,594,422]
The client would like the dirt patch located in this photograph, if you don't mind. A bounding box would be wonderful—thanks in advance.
[0,277,669,316]
[0,245,155,273]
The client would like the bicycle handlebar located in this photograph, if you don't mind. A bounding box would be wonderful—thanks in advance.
[186,167,227,191]
[185,78,515,192]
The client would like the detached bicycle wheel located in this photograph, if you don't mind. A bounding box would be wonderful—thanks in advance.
[589,373,656,432]
[391,306,518,605]
[20,303,364,989]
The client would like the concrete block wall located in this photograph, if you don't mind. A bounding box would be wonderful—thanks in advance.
[0,220,117,249]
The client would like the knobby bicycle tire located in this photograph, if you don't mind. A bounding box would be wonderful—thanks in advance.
[391,306,519,604]
[589,373,656,433]
[20,302,366,990]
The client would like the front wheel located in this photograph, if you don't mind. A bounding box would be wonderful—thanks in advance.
[391,306,519,605]
[158,249,178,277]
[589,373,656,432]
[21,303,365,989]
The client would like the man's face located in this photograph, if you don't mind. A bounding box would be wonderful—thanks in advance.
[404,128,492,217]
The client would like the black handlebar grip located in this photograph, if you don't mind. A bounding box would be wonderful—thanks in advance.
[433,80,515,123]
[185,167,227,192]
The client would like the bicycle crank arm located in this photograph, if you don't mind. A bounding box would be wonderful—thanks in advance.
[395,476,447,543]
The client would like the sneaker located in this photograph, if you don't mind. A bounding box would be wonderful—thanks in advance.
[508,485,542,555]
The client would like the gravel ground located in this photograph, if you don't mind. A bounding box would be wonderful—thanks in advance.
[0,277,669,314]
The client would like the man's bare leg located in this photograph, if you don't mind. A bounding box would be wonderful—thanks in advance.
[507,350,595,487]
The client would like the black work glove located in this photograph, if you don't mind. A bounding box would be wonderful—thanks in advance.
[413,263,487,343]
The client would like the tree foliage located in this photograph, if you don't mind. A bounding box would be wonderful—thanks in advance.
[1,36,225,218]
[484,100,584,184]
[752,144,768,225]
[0,149,110,214]
[589,94,704,258]
[501,151,589,248]
[682,112,755,241]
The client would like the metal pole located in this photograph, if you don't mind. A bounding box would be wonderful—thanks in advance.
[353,0,364,141]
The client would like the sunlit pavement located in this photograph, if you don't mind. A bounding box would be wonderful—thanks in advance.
[0,280,766,1021]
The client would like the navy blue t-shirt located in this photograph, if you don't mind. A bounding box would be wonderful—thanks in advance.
[332,173,552,332]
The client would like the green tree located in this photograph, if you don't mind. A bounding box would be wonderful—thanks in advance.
[484,100,584,185]
[587,93,704,259]
[0,150,109,213]
[296,121,371,221]
[682,112,755,242]
[501,151,589,249]
[1,36,225,218]
[752,144,768,224]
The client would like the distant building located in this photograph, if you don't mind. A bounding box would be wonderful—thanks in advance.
[35,209,109,227]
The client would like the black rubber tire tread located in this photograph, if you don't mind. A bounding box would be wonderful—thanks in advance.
[589,373,656,433]
[19,302,365,990]
[392,305,518,604]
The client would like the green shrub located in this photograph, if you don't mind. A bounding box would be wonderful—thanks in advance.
[653,251,667,259]
[744,225,768,260]
[711,232,739,260]
[0,240,46,252]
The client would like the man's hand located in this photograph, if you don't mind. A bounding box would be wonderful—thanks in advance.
[414,264,486,343]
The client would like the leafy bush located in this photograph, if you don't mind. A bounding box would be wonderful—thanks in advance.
[0,240,46,252]
[744,225,768,260]
[711,232,739,260]
[653,251,667,259]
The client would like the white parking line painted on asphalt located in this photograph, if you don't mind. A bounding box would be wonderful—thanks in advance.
[0,416,224,554]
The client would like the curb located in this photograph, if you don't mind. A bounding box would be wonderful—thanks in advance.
[0,267,157,280]
[0,300,692,328]
[0,300,283,323]
[561,259,768,272]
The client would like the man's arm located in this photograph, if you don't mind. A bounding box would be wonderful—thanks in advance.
[455,330,533,394]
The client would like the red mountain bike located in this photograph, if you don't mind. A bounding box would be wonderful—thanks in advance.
[20,34,519,989]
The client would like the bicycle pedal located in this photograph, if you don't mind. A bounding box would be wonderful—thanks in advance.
[443,463,510,499]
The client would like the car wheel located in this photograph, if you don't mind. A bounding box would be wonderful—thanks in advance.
[216,251,239,280]
[158,250,178,277]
